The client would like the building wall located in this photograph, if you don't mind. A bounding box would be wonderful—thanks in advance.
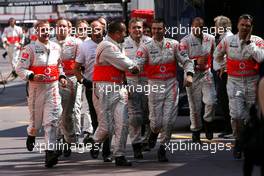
[0,6,55,22]
[131,0,154,10]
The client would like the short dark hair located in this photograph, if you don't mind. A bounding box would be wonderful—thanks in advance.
[107,21,125,34]
[152,18,166,27]
[128,18,143,28]
[191,17,204,25]
[56,17,70,26]
[76,20,89,27]
[34,20,49,29]
[8,17,16,25]
[214,15,232,28]
[238,14,253,24]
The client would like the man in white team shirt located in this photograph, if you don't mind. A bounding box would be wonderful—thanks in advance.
[136,19,194,162]
[86,21,140,166]
[75,20,112,162]
[214,14,264,159]
[2,17,24,77]
[16,20,67,168]
[179,17,216,143]
[123,18,151,159]
[52,18,82,157]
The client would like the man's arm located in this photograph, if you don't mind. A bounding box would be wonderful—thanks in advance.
[75,42,92,88]
[177,40,194,87]
[15,46,34,81]
[74,62,83,82]
[100,42,140,73]
[134,42,149,73]
[213,37,227,71]
[246,37,264,63]
[178,40,194,71]
[258,77,264,116]
[1,28,8,48]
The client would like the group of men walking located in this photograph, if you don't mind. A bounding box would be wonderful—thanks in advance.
[12,13,264,168]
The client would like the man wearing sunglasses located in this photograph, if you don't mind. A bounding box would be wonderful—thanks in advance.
[214,14,264,159]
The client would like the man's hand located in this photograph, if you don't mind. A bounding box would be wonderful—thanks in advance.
[217,67,225,79]
[129,65,140,74]
[184,75,193,87]
[16,43,23,50]
[33,74,46,82]
[3,41,9,48]
[60,78,67,87]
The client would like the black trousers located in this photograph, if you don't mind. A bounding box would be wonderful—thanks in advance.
[216,72,232,132]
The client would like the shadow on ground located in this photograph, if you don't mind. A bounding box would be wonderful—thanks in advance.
[0,83,27,107]
[0,125,44,137]
[0,143,245,176]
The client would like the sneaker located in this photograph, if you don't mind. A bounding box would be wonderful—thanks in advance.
[157,145,168,162]
[192,131,202,144]
[26,135,35,151]
[132,143,143,159]
[63,143,71,157]
[85,137,100,159]
[103,155,113,162]
[45,150,59,168]
[11,70,18,78]
[148,132,159,149]
[115,156,132,166]
[204,122,214,140]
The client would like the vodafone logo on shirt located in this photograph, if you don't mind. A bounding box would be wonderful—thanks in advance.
[136,51,143,57]
[165,42,171,49]
[22,52,29,59]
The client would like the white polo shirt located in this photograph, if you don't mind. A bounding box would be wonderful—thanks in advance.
[76,39,98,81]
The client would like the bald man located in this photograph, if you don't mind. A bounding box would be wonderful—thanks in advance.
[180,17,216,143]
[75,21,112,162]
